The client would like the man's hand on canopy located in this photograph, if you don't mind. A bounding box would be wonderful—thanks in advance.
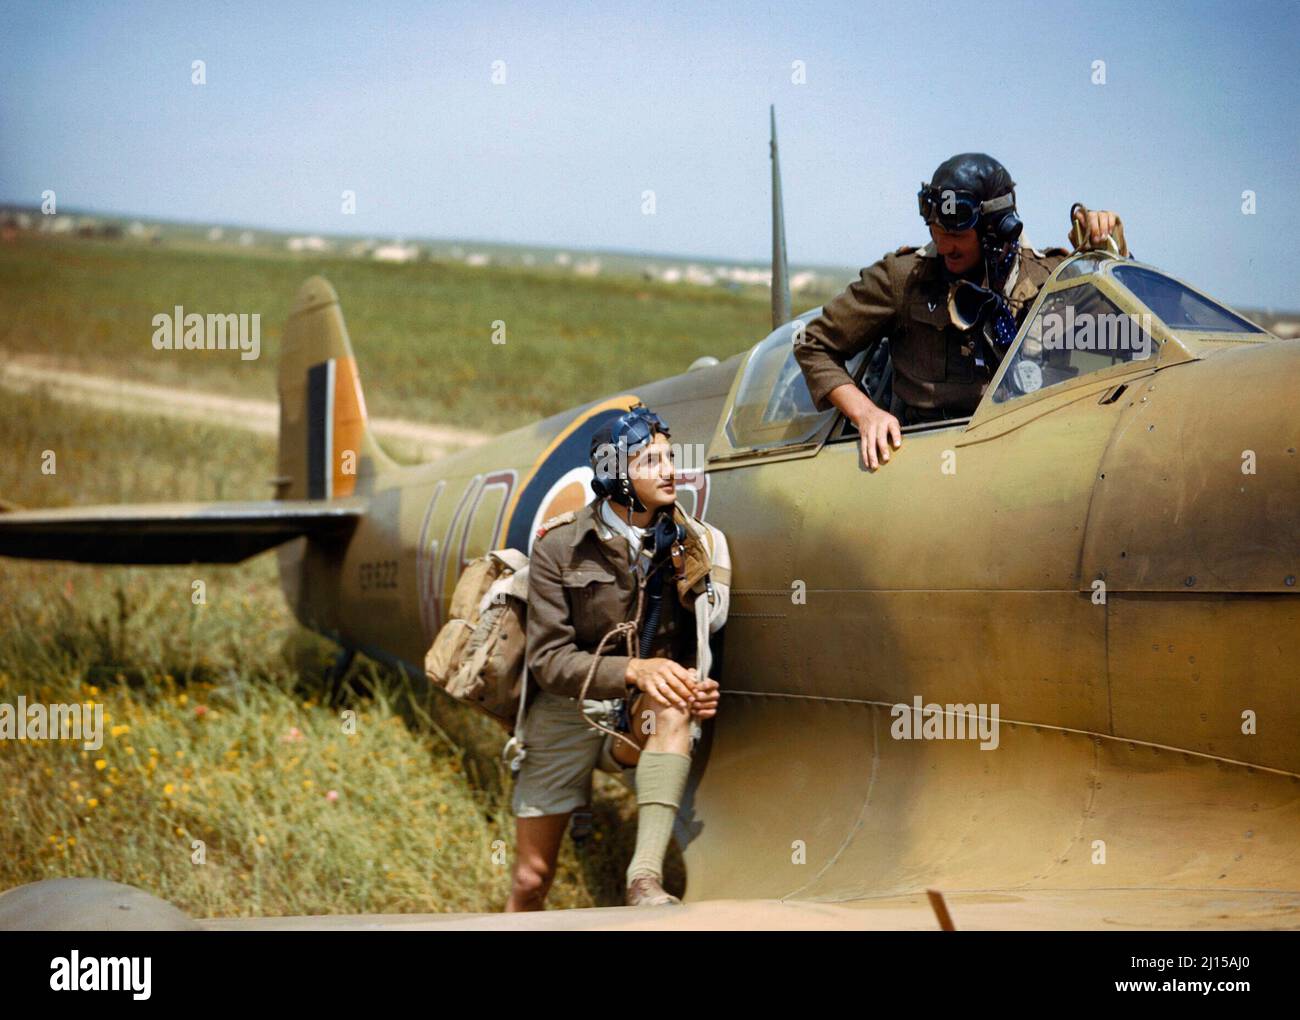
[1070,205,1128,257]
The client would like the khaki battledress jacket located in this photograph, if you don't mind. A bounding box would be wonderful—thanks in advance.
[794,239,1069,422]
[526,500,696,702]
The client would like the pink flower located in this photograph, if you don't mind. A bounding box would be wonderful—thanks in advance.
[325,789,339,802]
[281,727,303,743]
[194,705,208,717]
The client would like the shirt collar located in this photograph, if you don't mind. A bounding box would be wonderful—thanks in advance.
[598,499,651,566]
[568,498,645,551]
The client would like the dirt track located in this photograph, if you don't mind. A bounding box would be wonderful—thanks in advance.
[0,353,489,461]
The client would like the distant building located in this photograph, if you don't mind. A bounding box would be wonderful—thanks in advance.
[464,252,490,267]
[127,221,160,243]
[373,243,420,263]
[287,235,332,253]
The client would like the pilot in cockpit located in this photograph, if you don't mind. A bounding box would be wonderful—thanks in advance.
[793,153,1128,469]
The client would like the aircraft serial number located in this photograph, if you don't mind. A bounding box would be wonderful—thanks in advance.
[358,560,398,591]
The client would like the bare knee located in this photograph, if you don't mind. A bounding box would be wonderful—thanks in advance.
[644,702,691,751]
[507,814,569,912]
[509,858,555,910]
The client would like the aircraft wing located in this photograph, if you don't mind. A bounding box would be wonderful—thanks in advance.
[193,888,1300,931]
[0,499,364,564]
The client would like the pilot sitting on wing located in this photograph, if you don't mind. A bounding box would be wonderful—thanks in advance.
[793,152,1128,469]
[506,404,725,911]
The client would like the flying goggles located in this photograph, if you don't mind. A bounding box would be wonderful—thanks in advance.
[917,185,1016,233]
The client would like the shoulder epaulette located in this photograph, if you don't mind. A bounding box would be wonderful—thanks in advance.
[535,509,579,540]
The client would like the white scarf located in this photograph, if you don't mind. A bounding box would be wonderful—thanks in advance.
[598,498,650,566]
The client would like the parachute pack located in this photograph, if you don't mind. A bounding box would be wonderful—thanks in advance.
[423,548,531,731]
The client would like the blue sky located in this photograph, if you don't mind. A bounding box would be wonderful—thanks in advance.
[1,0,1297,307]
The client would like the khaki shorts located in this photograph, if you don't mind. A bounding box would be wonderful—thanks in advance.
[511,690,633,818]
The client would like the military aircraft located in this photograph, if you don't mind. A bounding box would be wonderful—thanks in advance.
[2,111,1297,930]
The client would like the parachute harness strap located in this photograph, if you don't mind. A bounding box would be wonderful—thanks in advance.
[576,618,642,755]
[575,574,647,755]
[501,663,531,772]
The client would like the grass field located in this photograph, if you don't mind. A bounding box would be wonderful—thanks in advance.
[0,385,673,916]
[0,233,841,433]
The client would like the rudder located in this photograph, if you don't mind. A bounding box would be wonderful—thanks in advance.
[276,276,395,500]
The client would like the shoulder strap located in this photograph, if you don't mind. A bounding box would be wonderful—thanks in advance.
[535,509,578,540]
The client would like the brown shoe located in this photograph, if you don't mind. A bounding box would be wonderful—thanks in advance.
[625,874,681,907]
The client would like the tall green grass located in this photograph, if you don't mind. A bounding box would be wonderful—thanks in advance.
[0,387,667,916]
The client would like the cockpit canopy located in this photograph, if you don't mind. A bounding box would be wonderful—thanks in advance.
[711,251,1272,461]
[992,255,1268,403]
[724,312,867,453]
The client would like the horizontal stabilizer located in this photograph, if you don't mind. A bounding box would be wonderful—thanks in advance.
[0,500,364,565]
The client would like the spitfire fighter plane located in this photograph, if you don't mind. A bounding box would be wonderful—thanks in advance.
[3,115,1297,930]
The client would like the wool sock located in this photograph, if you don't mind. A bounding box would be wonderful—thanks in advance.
[626,750,692,883]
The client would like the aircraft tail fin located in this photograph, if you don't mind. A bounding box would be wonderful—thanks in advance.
[276,277,397,500]
[0,275,382,566]
[769,105,793,329]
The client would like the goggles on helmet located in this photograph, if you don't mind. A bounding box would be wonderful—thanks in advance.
[589,404,672,512]
[917,184,1015,232]
[609,404,670,458]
